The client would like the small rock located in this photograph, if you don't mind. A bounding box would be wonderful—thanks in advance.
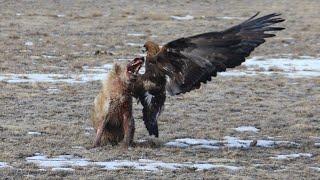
[250,140,258,147]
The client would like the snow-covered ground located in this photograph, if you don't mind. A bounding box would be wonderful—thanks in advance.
[165,137,300,149]
[0,162,11,169]
[271,153,312,160]
[216,16,246,20]
[0,56,319,83]
[220,57,320,78]
[25,153,241,171]
[171,15,194,20]
[27,131,42,136]
[232,126,260,133]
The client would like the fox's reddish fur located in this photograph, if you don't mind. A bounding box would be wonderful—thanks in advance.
[91,63,135,147]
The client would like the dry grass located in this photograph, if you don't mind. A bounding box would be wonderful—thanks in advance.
[0,76,319,179]
[0,0,319,179]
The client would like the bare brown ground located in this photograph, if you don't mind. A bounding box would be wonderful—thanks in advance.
[0,0,319,179]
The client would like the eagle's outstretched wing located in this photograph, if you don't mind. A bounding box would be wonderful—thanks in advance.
[154,13,285,95]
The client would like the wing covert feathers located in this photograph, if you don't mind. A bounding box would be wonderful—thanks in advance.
[158,13,285,95]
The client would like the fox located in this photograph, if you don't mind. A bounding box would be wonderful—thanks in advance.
[91,57,144,148]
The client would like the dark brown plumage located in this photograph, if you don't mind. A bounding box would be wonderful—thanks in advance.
[132,13,285,137]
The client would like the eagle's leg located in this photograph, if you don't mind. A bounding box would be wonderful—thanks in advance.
[129,117,135,145]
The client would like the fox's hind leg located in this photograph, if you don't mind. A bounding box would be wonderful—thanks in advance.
[122,112,135,148]
[93,115,109,147]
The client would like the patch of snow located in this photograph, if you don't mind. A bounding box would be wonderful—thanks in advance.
[102,64,113,69]
[271,153,312,160]
[126,42,143,47]
[221,57,320,78]
[95,44,106,48]
[232,126,259,133]
[165,137,299,149]
[25,41,33,46]
[114,45,122,49]
[175,138,219,145]
[28,131,42,135]
[56,14,65,18]
[115,58,131,61]
[193,145,220,150]
[0,73,106,83]
[96,159,241,171]
[310,136,320,140]
[171,15,194,21]
[134,53,147,57]
[26,154,90,168]
[277,141,300,147]
[136,139,148,143]
[245,57,320,72]
[42,55,58,59]
[0,162,11,169]
[71,146,85,149]
[310,167,320,171]
[120,159,206,172]
[82,63,113,73]
[299,55,314,59]
[224,136,251,148]
[52,167,74,171]
[196,163,241,171]
[127,33,156,38]
[30,56,41,60]
[26,154,241,171]
[256,140,277,147]
[164,141,189,148]
[314,143,320,147]
[47,88,61,94]
[225,137,299,148]
[216,16,246,20]
[127,33,145,37]
[220,71,253,77]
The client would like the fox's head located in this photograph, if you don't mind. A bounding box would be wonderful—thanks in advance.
[112,57,144,84]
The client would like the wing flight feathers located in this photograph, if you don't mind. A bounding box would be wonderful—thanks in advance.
[156,13,285,95]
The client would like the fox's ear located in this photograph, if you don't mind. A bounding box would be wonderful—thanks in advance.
[113,63,122,74]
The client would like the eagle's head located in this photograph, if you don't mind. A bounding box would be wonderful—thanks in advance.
[143,41,160,57]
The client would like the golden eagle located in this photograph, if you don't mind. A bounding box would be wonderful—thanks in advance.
[132,13,285,137]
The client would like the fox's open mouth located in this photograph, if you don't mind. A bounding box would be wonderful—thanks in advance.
[127,57,144,74]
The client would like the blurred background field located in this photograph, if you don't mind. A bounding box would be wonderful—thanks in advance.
[0,0,319,179]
